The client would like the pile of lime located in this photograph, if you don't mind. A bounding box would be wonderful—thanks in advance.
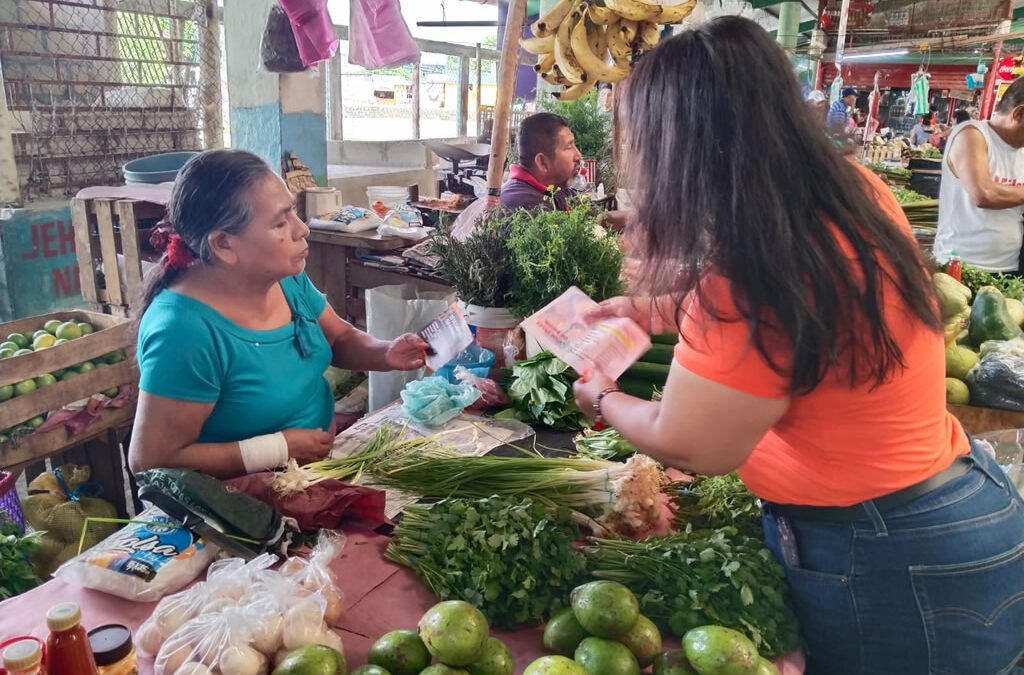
[528,581,779,675]
[0,319,125,445]
[358,601,513,675]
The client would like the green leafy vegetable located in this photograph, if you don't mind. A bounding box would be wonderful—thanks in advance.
[957,263,1024,301]
[499,352,587,430]
[575,428,637,461]
[0,516,44,600]
[889,187,929,204]
[584,528,801,658]
[669,473,762,538]
[385,496,587,628]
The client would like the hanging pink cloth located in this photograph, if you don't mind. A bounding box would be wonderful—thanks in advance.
[348,0,420,70]
[279,0,341,67]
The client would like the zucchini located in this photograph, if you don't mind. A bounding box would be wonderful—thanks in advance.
[623,361,670,384]
[640,343,675,365]
[651,332,679,346]
[618,378,658,400]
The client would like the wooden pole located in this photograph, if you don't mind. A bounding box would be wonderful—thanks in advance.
[485,0,528,206]
[476,43,483,137]
[412,57,422,140]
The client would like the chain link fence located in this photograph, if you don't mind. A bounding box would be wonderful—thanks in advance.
[1,0,223,202]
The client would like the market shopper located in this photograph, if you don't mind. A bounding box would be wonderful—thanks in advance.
[574,17,1024,675]
[934,77,1024,273]
[499,112,582,212]
[128,149,428,478]
[826,86,857,137]
[909,113,933,146]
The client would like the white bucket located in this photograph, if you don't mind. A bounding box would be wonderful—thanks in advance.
[367,185,409,210]
[463,303,522,366]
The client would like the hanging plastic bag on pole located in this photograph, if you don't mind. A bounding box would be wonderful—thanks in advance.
[348,0,420,70]
[279,0,341,68]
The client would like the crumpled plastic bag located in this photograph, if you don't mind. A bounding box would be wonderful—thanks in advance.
[971,429,1024,496]
[455,366,509,410]
[401,376,480,427]
[967,351,1024,412]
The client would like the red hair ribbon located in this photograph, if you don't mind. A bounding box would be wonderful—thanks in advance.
[165,234,196,270]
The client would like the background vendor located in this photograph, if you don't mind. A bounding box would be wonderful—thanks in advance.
[128,149,428,479]
[934,77,1024,273]
[499,112,582,211]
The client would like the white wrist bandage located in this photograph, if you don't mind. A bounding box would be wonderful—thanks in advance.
[238,432,289,473]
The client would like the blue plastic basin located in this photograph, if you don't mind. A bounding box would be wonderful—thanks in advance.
[122,151,198,184]
[436,345,496,384]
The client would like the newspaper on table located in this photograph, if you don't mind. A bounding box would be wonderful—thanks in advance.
[329,403,533,518]
[520,286,652,380]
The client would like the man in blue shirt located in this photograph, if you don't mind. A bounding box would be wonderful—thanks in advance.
[828,87,857,137]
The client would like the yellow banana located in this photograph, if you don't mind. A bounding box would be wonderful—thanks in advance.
[657,0,697,23]
[539,65,569,86]
[532,0,574,37]
[588,2,616,25]
[554,10,587,84]
[587,17,604,55]
[520,34,555,55]
[621,19,639,44]
[535,52,557,73]
[553,80,596,101]
[638,21,661,50]
[603,0,662,22]
[572,8,629,83]
[607,17,633,61]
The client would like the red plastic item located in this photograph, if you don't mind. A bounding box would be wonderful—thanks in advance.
[0,637,45,675]
[44,604,98,675]
[947,255,962,282]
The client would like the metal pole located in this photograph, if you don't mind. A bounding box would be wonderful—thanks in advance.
[411,57,421,140]
[329,51,344,141]
[457,54,470,137]
[833,0,852,73]
[476,43,483,138]
[485,0,528,204]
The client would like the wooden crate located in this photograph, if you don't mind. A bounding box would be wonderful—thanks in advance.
[0,309,137,434]
[72,197,165,317]
[948,404,1024,436]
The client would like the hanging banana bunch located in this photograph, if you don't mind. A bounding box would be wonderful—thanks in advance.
[521,0,697,100]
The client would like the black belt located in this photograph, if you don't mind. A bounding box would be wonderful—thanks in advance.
[766,456,974,523]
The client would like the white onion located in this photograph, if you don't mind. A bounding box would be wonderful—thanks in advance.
[218,644,265,675]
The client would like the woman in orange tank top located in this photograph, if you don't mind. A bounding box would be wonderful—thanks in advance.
[574,17,1024,674]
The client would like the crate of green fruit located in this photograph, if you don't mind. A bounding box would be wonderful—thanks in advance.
[0,309,136,435]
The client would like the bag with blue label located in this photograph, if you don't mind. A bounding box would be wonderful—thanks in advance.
[54,506,217,601]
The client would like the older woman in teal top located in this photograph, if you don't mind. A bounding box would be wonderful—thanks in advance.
[129,149,427,478]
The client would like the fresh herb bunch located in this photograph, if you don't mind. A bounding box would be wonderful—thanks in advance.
[957,263,1024,300]
[385,496,587,628]
[0,516,44,600]
[575,427,637,461]
[429,215,516,308]
[506,203,624,318]
[584,528,802,658]
[889,187,929,204]
[669,473,762,538]
[499,352,587,430]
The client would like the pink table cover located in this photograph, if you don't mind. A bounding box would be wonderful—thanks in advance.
[0,529,805,674]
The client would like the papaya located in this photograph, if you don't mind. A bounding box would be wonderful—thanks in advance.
[1007,298,1024,327]
[933,272,972,320]
[943,307,970,345]
[968,286,1022,347]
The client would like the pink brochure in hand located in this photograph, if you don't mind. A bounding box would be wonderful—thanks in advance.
[521,287,651,380]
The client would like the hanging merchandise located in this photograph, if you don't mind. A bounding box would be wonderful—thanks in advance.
[830,74,844,105]
[279,0,341,68]
[911,68,930,116]
[261,5,306,72]
[348,0,420,70]
[864,71,881,142]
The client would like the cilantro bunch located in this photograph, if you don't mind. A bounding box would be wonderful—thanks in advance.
[385,496,587,629]
[670,473,763,538]
[0,516,43,600]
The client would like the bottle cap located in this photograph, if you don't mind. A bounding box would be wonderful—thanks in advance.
[2,639,42,671]
[88,625,134,666]
[46,602,82,632]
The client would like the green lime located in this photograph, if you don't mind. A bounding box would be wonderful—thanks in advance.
[34,374,57,387]
[544,607,589,657]
[27,416,44,429]
[6,333,28,349]
[32,330,49,340]
[43,319,62,335]
[60,370,79,381]
[368,630,430,675]
[418,601,490,666]
[77,322,95,335]
[272,645,346,675]
[32,333,56,349]
[103,349,126,364]
[50,369,65,378]
[0,434,8,446]
[946,378,970,405]
[55,322,82,340]
[12,349,33,358]
[13,379,37,396]
[0,385,13,402]
[75,361,96,374]
[571,580,640,639]
[0,348,15,359]
[52,338,68,346]
[0,341,19,352]
[101,386,120,398]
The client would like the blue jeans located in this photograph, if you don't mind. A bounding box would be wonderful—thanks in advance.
[763,442,1024,675]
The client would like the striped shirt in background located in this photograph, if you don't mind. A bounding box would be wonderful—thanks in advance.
[827,99,849,135]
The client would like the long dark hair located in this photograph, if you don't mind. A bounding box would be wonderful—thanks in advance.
[622,17,941,394]
[136,149,274,319]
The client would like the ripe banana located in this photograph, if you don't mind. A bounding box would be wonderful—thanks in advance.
[539,65,569,86]
[602,0,662,22]
[532,0,574,37]
[571,8,629,83]
[520,34,555,55]
[638,21,661,50]
[535,52,557,73]
[554,10,587,84]
[587,3,616,25]
[552,80,596,101]
[606,17,633,61]
[620,19,639,44]
[658,0,697,23]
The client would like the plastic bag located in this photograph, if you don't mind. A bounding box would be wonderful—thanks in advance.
[277,530,346,626]
[225,472,388,531]
[280,0,340,68]
[400,375,481,426]
[348,0,420,70]
[455,366,510,410]
[54,507,217,602]
[261,5,306,72]
[967,352,1024,412]
[154,608,269,675]
[309,206,382,233]
[969,429,1024,496]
